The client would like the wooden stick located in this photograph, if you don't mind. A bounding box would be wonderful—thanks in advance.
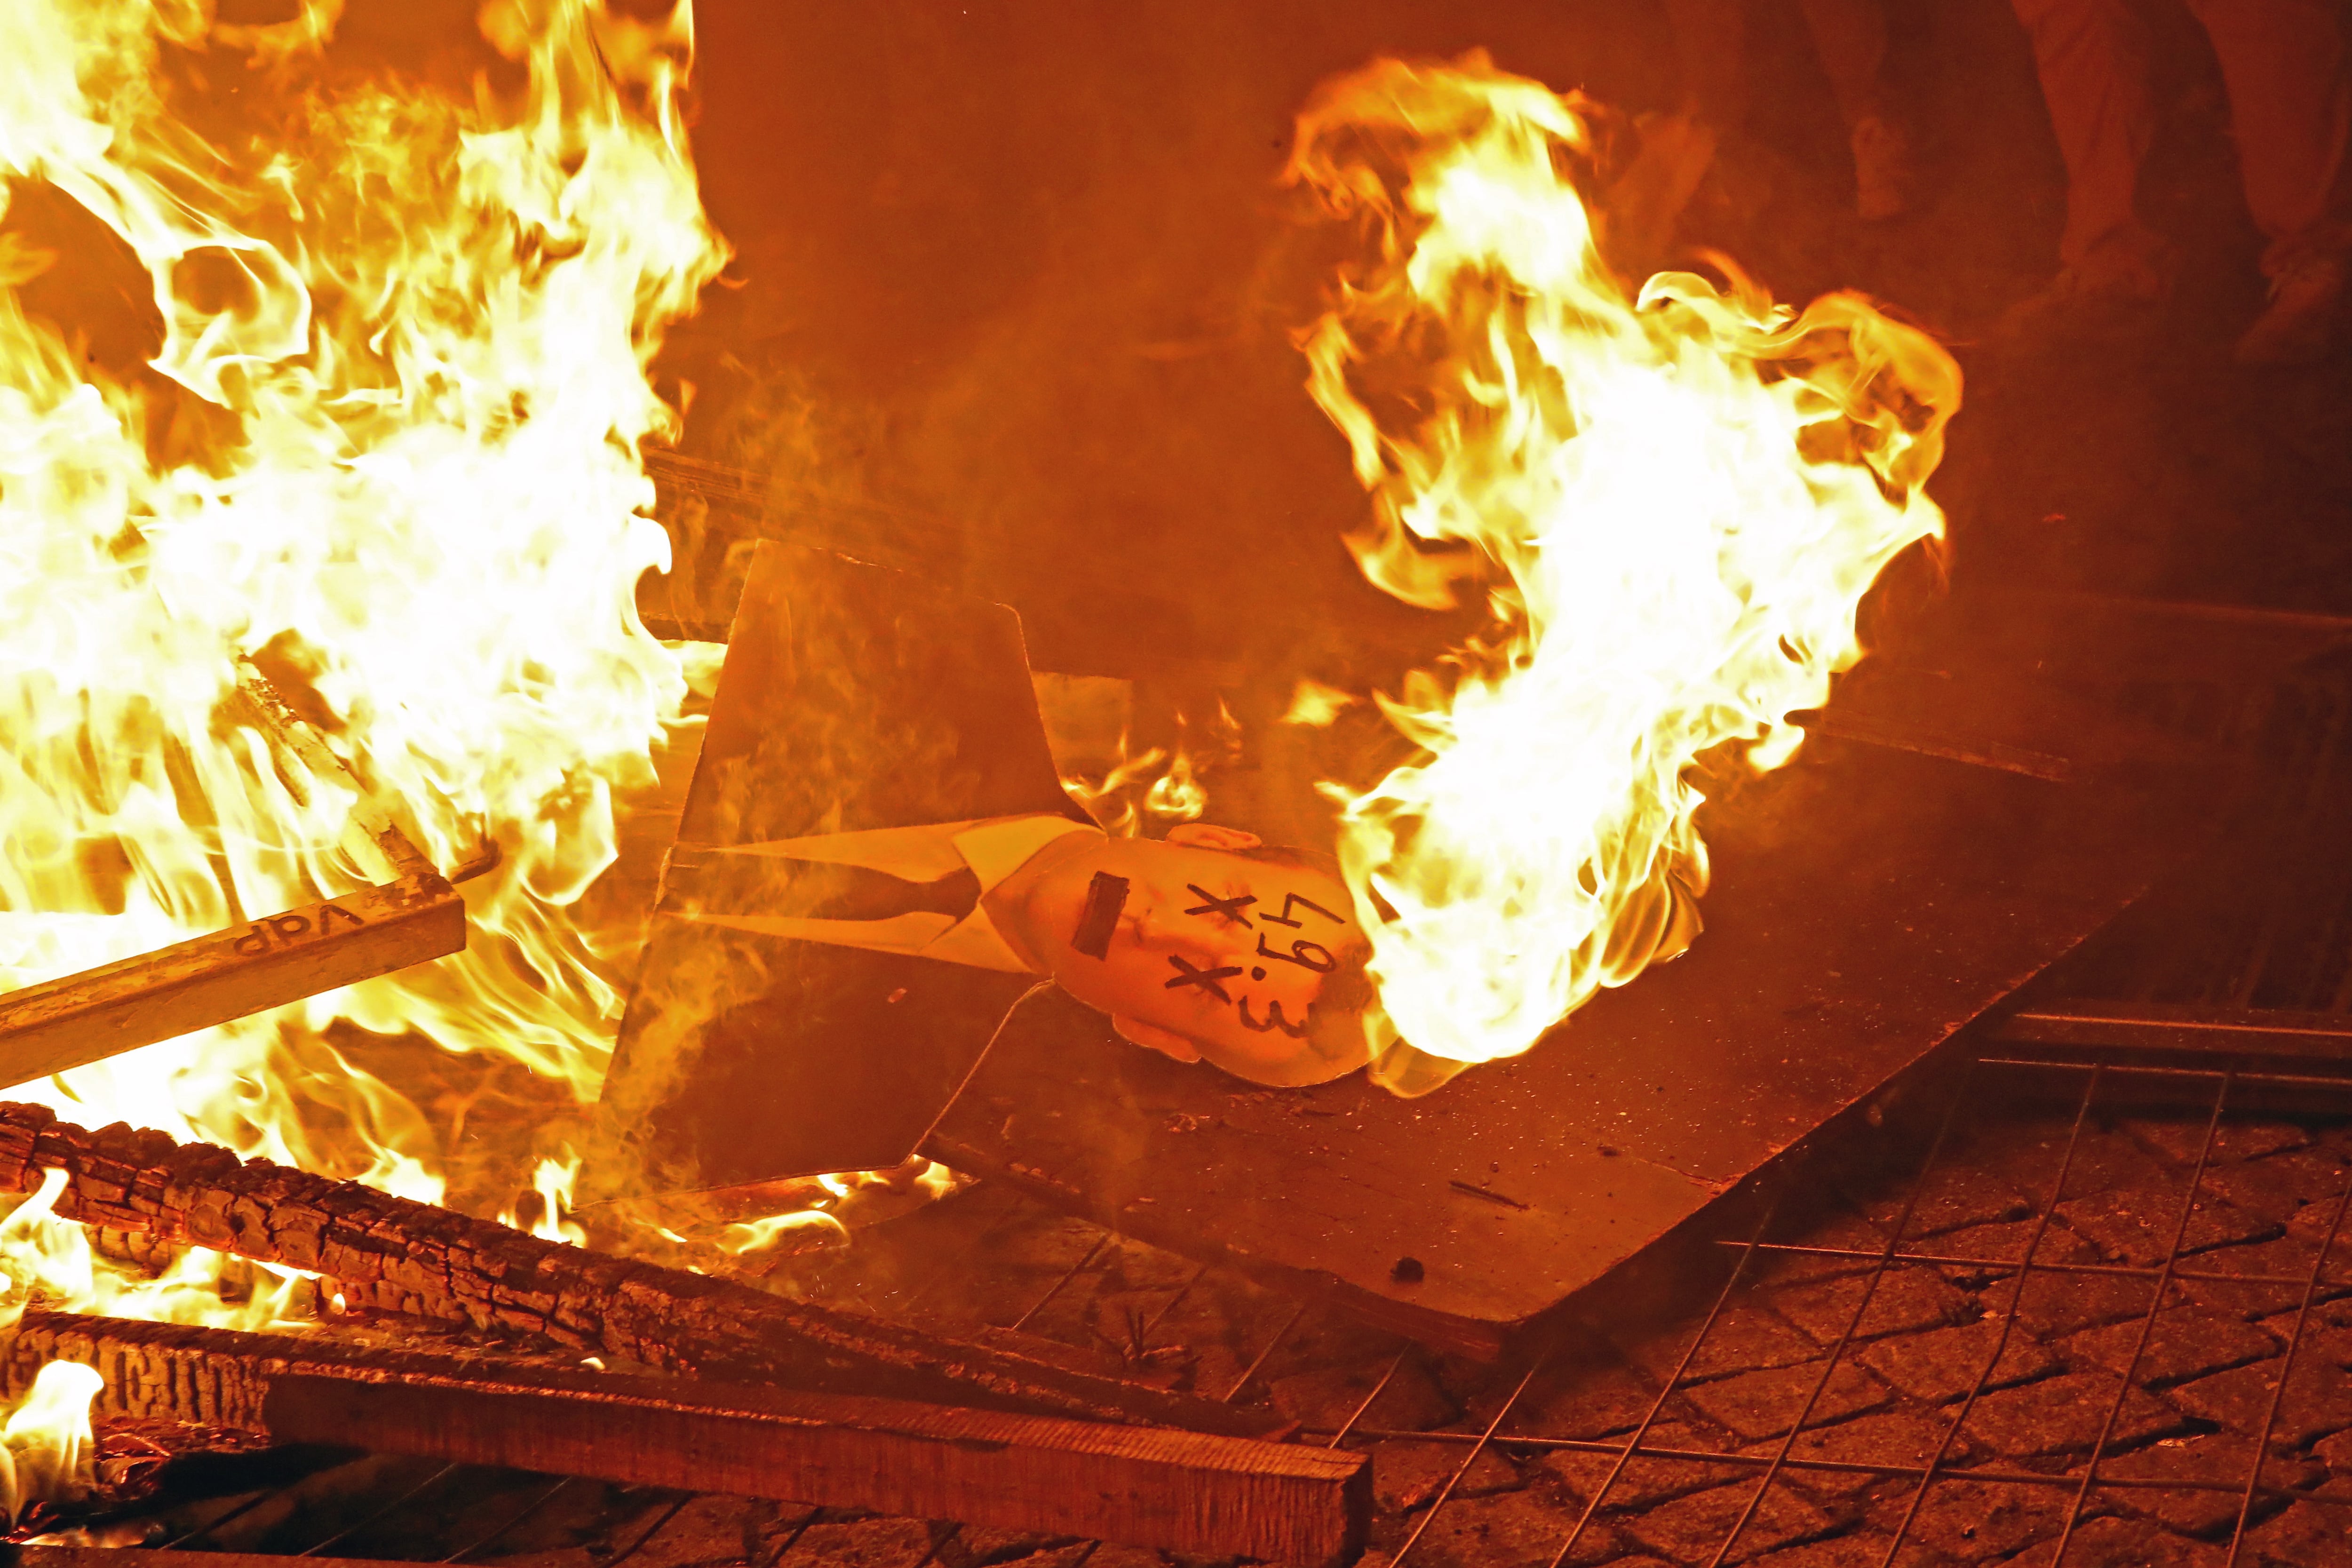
[8,1313,1368,1568]
[0,860,463,1090]
[0,669,469,1087]
[0,1105,1280,1439]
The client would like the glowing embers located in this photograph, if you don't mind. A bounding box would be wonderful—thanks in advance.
[1288,55,1962,1078]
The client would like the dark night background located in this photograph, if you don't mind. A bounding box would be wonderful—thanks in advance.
[101,0,2352,683]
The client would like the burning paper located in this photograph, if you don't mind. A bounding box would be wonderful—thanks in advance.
[1289,56,1960,1082]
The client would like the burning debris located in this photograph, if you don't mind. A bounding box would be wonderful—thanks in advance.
[1287,57,1961,1084]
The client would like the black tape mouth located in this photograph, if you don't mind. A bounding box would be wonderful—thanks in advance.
[1071,872,1129,959]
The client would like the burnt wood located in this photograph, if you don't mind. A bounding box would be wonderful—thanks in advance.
[0,1105,1278,1438]
[8,1314,1366,1568]
[922,740,2198,1356]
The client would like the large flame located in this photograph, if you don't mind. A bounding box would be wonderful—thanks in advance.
[1289,57,1959,1078]
[0,0,725,1309]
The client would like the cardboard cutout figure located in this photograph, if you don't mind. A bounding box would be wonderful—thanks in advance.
[597,543,1372,1197]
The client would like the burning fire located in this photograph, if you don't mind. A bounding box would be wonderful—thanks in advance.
[0,1359,100,1524]
[1288,57,1959,1080]
[0,0,732,1313]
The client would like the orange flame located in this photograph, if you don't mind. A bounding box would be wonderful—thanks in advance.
[1288,56,1959,1082]
[0,0,726,1292]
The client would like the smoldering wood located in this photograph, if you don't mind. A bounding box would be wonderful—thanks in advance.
[0,669,468,1090]
[0,1103,1281,1439]
[7,1313,1368,1568]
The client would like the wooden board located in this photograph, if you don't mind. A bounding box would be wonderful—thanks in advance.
[10,1314,1367,1568]
[923,739,2196,1356]
[0,861,463,1089]
[0,669,468,1088]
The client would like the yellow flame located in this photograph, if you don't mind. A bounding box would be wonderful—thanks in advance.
[1281,679,1359,728]
[0,1360,101,1523]
[500,1151,587,1247]
[1289,56,1958,1074]
[0,0,723,1228]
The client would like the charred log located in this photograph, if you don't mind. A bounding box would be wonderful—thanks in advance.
[0,1105,1279,1438]
[7,1313,1367,1568]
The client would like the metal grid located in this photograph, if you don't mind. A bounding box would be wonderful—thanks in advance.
[1998,669,2352,1065]
[1330,1057,2352,1568]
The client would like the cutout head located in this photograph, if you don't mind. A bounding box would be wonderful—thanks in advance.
[995,823,1375,1086]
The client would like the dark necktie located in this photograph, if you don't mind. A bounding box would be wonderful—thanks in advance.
[806,862,983,925]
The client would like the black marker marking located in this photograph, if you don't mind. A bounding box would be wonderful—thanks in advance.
[1165,955,1245,1002]
[1184,885,1256,925]
[1238,998,1310,1038]
[1261,891,1346,929]
[1255,931,1337,973]
[1071,872,1128,959]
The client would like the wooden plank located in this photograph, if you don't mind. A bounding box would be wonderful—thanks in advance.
[0,866,463,1089]
[8,1314,1367,1568]
[0,665,470,1087]
[0,1106,1282,1439]
[2,1550,398,1568]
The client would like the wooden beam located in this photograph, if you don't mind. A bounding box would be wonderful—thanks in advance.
[8,1314,1368,1568]
[1,1550,397,1568]
[0,1104,1283,1439]
[0,669,469,1087]
[0,858,463,1090]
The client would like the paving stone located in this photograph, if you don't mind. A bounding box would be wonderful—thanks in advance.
[1765,1266,1978,1346]
[1871,1482,2068,1564]
[2094,1433,2268,1537]
[2131,1117,2312,1167]
[1372,1438,1523,1514]
[1512,1356,1658,1441]
[1920,1219,2055,1285]
[2232,1500,2352,1568]
[2035,1512,2227,1568]
[1950,1372,2193,1460]
[1785,1407,1985,1475]
[1835,1161,2039,1243]
[789,1518,940,1568]
[2193,1143,2350,1221]
[1608,1302,1825,1386]
[940,1529,1077,1568]
[2054,1187,2277,1268]
[1857,1320,2064,1405]
[2055,1125,2182,1204]
[1079,1546,1165,1568]
[2010,1261,2162,1342]
[2312,1421,2352,1480]
[1743,1535,1918,1568]
[1375,1483,1621,1568]
[1269,1355,1455,1433]
[1671,1361,1897,1444]
[1614,1477,1836,1566]
[1559,1432,1754,1512]
[2058,1305,2281,1388]
[974,1546,1095,1568]
[2169,1357,2352,1452]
